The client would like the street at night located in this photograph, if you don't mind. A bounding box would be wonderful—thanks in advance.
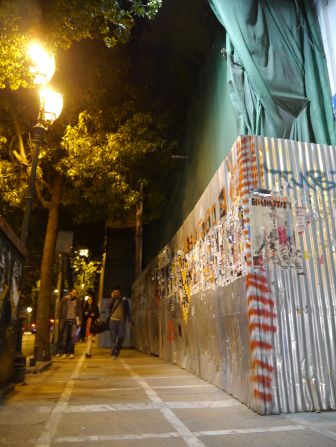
[1,1,336,446]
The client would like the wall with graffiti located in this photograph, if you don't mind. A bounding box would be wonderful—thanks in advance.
[0,217,25,387]
[132,135,336,414]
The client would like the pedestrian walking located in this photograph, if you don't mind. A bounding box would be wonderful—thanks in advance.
[82,294,100,358]
[59,288,82,359]
[107,286,131,359]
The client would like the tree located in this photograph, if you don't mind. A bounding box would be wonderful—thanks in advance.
[0,1,164,361]
[0,3,197,361]
[61,110,176,222]
[0,0,162,89]
[71,250,101,300]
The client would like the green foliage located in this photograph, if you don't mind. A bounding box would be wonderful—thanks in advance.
[0,34,32,89]
[0,0,196,240]
[0,0,162,89]
[60,109,175,222]
[0,119,28,212]
[71,250,101,296]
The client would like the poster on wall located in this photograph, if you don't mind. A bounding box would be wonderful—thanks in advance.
[250,195,302,271]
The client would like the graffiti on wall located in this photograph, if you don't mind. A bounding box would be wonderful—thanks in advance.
[264,165,336,191]
[0,239,22,324]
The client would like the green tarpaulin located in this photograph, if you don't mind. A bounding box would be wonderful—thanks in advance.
[209,0,336,145]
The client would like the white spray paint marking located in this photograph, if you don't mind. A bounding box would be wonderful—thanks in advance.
[35,354,85,447]
[120,359,206,447]
[55,425,306,443]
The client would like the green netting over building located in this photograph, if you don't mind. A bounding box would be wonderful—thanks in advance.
[143,0,336,265]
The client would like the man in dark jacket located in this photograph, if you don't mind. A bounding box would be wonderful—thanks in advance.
[107,286,131,358]
[59,288,82,359]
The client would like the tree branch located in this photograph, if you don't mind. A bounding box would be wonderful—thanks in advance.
[35,182,51,210]
[9,105,28,164]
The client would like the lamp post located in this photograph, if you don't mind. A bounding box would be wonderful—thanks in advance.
[13,43,62,382]
[20,43,61,245]
[20,87,63,246]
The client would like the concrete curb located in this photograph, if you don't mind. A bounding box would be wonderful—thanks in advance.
[25,360,52,375]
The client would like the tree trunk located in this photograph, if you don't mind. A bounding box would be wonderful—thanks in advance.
[34,174,64,361]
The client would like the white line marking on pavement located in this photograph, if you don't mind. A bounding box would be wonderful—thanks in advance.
[91,384,215,392]
[55,380,93,383]
[79,364,166,370]
[168,400,240,409]
[30,399,240,414]
[35,354,85,447]
[124,363,166,369]
[120,359,206,447]
[93,386,142,391]
[55,425,306,443]
[56,433,180,442]
[285,415,336,442]
[154,385,215,389]
[194,425,306,436]
[140,375,194,379]
[61,400,240,413]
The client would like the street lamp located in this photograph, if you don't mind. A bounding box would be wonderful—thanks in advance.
[20,43,63,247]
[20,87,63,245]
[27,42,56,85]
[13,43,63,382]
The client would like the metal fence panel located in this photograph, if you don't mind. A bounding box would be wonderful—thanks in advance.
[132,136,336,414]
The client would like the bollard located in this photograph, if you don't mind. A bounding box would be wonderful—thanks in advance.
[12,354,26,383]
[29,356,36,367]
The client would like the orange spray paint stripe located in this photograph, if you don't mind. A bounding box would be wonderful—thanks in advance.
[254,389,273,402]
[249,322,277,333]
[237,136,275,409]
[252,375,273,387]
[252,359,274,373]
[250,340,273,351]
[248,295,275,307]
[248,309,276,319]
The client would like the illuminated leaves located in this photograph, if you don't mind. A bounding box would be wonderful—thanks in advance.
[60,110,174,222]
[0,0,162,89]
[71,250,101,293]
[0,34,33,89]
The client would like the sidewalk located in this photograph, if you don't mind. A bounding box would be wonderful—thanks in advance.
[0,342,335,447]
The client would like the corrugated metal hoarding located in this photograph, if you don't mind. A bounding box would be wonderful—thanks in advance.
[132,136,336,414]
